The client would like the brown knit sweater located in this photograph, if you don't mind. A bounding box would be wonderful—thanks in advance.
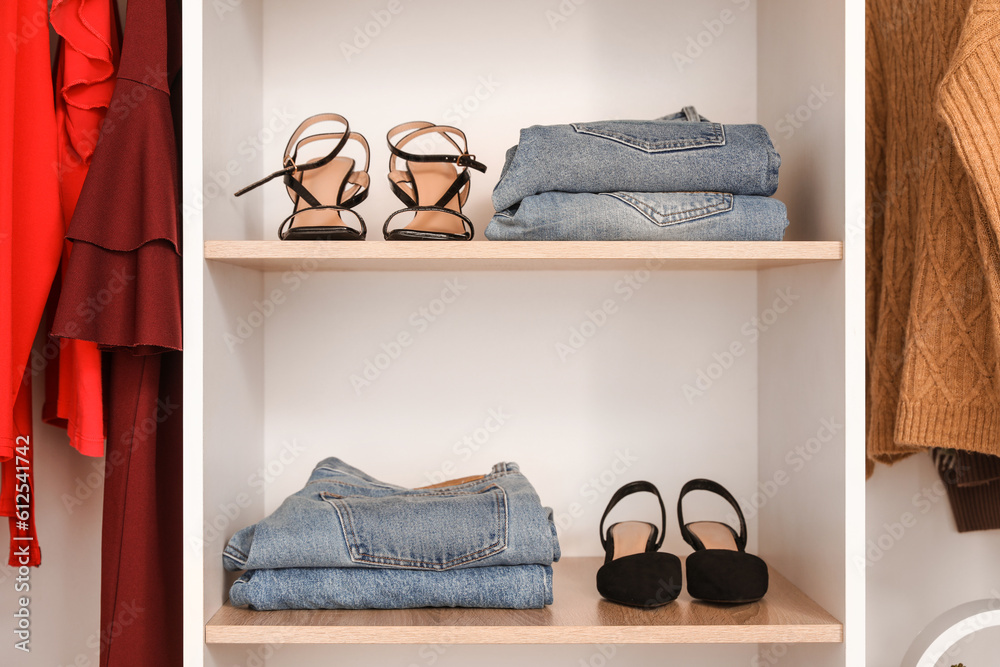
[867,0,1000,466]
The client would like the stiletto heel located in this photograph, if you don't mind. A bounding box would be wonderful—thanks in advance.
[235,113,370,240]
[383,121,487,240]
[677,479,769,604]
[596,481,682,608]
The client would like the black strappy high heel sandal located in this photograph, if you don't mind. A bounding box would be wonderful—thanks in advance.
[677,479,769,604]
[234,113,370,240]
[596,481,682,608]
[383,121,487,241]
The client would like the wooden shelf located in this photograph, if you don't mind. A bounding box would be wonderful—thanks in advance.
[205,557,843,645]
[203,240,843,272]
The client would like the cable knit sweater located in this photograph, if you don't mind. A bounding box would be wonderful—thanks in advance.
[867,0,1000,468]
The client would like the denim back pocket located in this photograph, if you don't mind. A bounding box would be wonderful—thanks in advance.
[603,192,734,227]
[321,484,509,570]
[570,120,726,153]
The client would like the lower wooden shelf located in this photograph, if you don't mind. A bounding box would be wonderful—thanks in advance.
[205,557,843,644]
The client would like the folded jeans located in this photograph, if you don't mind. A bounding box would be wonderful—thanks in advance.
[229,564,554,610]
[224,459,560,571]
[485,191,788,241]
[491,107,781,212]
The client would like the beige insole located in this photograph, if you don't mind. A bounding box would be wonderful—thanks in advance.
[610,522,655,560]
[688,521,738,551]
[403,162,465,235]
[290,156,354,230]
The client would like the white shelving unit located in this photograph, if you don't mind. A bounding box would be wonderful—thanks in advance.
[182,1,865,666]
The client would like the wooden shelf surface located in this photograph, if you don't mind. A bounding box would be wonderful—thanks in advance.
[203,240,842,272]
[205,557,843,645]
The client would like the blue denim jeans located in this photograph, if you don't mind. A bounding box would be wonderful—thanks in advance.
[491,107,780,212]
[223,459,560,571]
[229,564,554,610]
[485,191,788,241]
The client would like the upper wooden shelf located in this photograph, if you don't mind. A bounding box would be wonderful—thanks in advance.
[205,557,842,645]
[203,241,843,272]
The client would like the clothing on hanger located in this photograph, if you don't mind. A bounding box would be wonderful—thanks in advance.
[0,0,68,567]
[44,0,121,456]
[866,0,1000,529]
[50,0,183,664]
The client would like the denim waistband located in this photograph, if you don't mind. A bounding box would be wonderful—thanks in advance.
[223,458,561,572]
[491,108,781,211]
[229,564,554,610]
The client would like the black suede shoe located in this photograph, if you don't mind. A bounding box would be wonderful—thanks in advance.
[596,481,682,608]
[677,478,769,604]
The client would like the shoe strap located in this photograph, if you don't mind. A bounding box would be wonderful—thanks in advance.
[677,478,747,551]
[386,121,488,174]
[235,113,368,197]
[599,481,666,551]
[277,205,367,240]
[382,206,475,241]
[282,167,371,212]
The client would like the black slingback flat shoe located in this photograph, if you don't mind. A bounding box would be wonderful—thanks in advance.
[596,481,682,608]
[677,478,769,604]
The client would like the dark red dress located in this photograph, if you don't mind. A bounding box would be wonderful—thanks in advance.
[51,0,183,665]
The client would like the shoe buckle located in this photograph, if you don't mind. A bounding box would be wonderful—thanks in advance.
[283,156,298,172]
[455,153,476,167]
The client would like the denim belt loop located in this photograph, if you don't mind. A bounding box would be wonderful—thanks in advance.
[682,105,700,122]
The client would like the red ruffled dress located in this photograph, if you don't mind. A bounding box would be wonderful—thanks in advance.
[46,0,121,457]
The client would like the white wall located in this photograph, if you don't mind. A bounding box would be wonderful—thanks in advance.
[866,454,1000,667]
[254,0,760,241]
[0,344,104,667]
[756,1,854,666]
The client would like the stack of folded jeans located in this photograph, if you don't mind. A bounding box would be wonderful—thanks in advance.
[485,107,789,241]
[223,459,560,610]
